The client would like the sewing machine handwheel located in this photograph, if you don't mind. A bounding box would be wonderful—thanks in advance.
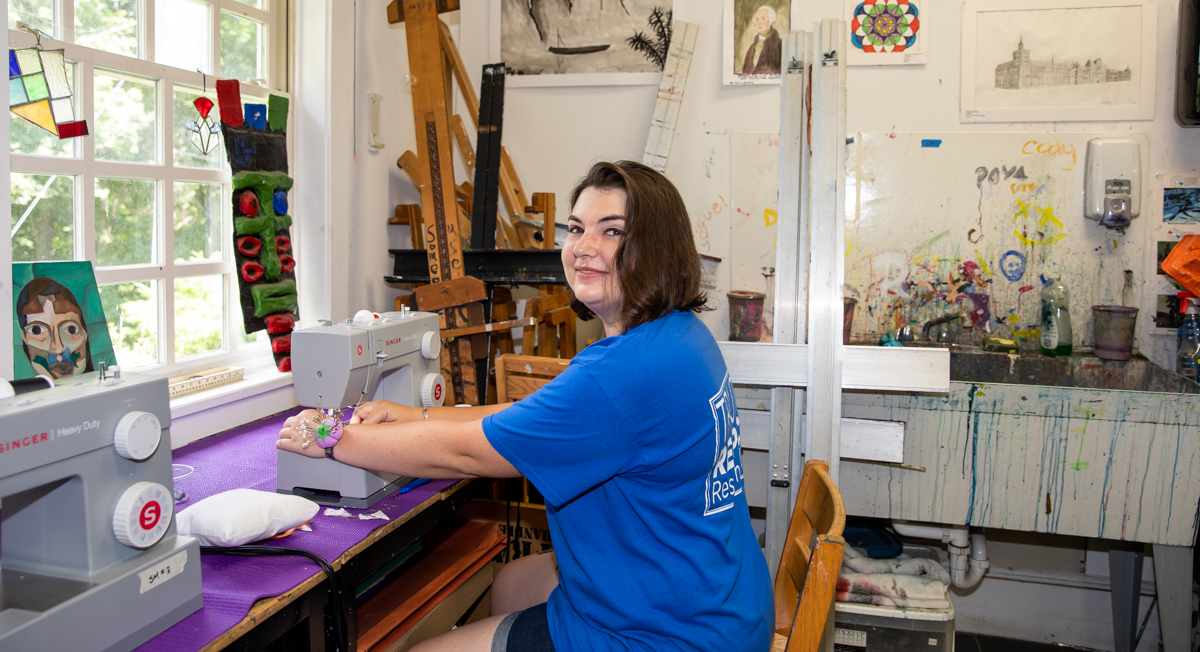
[421,331,441,359]
[115,410,162,461]
[421,373,446,407]
[113,481,173,549]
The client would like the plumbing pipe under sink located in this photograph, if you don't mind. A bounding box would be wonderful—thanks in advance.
[892,521,990,590]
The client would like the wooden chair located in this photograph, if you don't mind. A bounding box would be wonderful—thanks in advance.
[522,292,576,359]
[772,460,847,652]
[494,353,569,403]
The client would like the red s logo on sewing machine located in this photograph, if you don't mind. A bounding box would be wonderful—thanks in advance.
[357,345,363,356]
[140,501,161,530]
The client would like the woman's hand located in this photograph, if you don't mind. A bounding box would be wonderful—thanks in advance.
[276,409,327,458]
[350,400,414,424]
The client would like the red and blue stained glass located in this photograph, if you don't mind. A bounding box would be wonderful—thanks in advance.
[8,47,88,139]
[851,0,920,54]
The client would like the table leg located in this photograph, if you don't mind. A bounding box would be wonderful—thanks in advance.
[1109,542,1145,652]
[1153,544,1193,652]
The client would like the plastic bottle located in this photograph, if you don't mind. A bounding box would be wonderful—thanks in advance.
[1039,279,1074,357]
[1177,292,1200,380]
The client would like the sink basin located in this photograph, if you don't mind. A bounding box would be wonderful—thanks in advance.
[949,350,1200,393]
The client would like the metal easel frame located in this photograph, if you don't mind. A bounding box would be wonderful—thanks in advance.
[716,20,949,577]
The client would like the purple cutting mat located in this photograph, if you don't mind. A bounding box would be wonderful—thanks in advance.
[136,412,459,652]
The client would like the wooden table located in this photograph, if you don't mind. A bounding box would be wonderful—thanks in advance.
[197,478,491,652]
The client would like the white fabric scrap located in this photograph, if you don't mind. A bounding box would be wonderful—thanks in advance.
[299,524,313,531]
[359,510,390,521]
[323,507,353,518]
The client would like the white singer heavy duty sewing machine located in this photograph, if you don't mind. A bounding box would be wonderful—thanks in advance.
[0,368,203,652]
[279,309,445,508]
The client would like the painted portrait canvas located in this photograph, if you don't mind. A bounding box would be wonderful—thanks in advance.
[12,261,117,380]
[724,0,790,85]
[496,0,675,86]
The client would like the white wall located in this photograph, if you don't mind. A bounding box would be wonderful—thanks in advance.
[340,0,1200,360]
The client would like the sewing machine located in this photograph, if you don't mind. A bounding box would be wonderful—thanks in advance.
[0,368,203,652]
[279,309,445,508]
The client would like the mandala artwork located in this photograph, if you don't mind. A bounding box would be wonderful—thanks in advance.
[851,0,920,54]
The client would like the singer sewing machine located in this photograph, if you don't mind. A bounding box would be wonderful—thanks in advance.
[0,368,203,652]
[279,309,446,508]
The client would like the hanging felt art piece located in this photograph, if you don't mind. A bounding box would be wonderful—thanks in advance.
[9,46,88,138]
[216,79,296,372]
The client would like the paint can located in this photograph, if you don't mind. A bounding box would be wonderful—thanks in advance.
[1092,305,1139,361]
[843,298,857,344]
[727,291,766,342]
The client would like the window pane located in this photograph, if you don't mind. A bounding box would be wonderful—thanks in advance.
[174,182,223,261]
[232,0,262,9]
[173,86,225,169]
[220,12,262,82]
[95,69,157,163]
[11,173,74,262]
[156,0,212,74]
[175,275,225,358]
[95,177,156,267]
[10,61,77,157]
[9,0,54,38]
[100,280,159,368]
[75,0,139,58]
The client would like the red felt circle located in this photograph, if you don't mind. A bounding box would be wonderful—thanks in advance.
[239,190,259,217]
[237,235,262,257]
[241,261,265,283]
[275,235,291,252]
[279,254,296,274]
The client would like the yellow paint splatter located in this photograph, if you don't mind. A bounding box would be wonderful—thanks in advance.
[975,250,991,276]
[1014,231,1067,246]
[764,209,777,228]
[846,241,853,257]
[1008,313,1019,324]
[1037,206,1063,229]
[1012,327,1040,338]
[1012,199,1032,222]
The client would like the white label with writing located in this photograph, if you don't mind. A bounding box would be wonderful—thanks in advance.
[903,51,927,65]
[929,638,939,646]
[834,628,867,648]
[964,110,989,122]
[138,550,187,594]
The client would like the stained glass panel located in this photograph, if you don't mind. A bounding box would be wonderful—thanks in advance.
[15,49,39,74]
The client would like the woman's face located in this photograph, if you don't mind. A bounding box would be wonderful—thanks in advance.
[21,295,89,378]
[563,187,628,336]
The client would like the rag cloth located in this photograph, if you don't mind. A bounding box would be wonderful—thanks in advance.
[836,546,951,609]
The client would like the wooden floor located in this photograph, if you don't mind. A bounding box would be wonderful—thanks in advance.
[957,632,1100,651]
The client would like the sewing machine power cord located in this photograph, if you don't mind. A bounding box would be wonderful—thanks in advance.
[199,544,350,652]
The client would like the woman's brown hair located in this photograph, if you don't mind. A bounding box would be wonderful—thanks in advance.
[568,161,708,329]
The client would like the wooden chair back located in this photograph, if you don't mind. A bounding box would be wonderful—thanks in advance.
[494,354,569,403]
[522,291,575,359]
[773,459,846,652]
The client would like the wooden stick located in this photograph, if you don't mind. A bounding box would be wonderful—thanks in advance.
[442,317,535,339]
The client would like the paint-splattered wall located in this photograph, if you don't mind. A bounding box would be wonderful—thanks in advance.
[846,132,1147,349]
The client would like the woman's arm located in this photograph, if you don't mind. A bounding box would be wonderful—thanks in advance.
[277,411,520,479]
[350,401,512,424]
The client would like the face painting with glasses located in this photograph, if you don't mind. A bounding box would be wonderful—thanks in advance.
[17,277,91,379]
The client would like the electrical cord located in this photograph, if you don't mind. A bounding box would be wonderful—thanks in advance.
[199,545,349,652]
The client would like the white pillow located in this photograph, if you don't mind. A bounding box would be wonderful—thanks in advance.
[176,488,320,547]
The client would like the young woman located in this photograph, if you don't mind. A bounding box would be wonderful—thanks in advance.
[277,161,772,652]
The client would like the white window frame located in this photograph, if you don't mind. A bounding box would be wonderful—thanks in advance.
[8,0,290,381]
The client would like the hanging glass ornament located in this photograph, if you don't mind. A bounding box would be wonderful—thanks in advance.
[186,72,220,156]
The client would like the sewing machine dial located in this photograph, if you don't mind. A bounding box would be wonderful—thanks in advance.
[114,410,162,461]
[113,481,174,549]
[421,331,441,359]
[420,373,446,407]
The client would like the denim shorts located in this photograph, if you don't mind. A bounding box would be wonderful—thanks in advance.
[491,602,556,652]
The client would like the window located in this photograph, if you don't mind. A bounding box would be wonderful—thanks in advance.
[9,0,288,376]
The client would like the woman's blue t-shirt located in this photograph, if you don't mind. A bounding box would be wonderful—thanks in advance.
[483,311,773,652]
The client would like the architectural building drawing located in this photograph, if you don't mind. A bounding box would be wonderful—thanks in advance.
[994,38,1131,89]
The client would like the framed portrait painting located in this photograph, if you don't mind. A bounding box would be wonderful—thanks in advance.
[12,261,117,380]
[724,0,791,85]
